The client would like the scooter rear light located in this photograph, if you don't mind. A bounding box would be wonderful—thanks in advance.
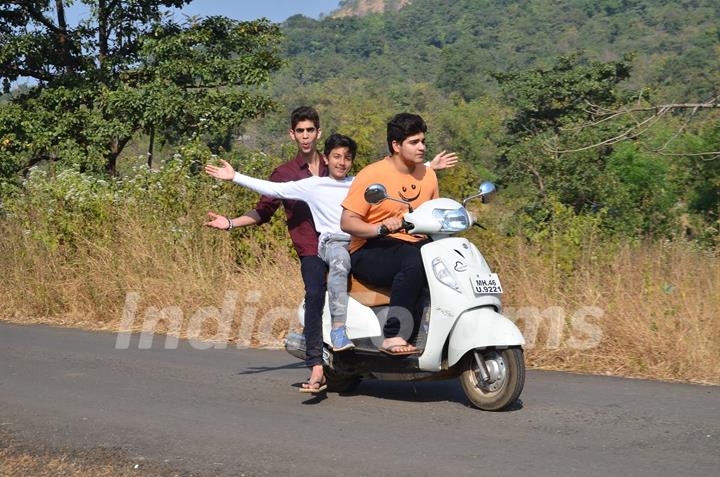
[431,257,461,293]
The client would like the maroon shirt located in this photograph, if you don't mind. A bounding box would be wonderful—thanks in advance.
[254,152,328,257]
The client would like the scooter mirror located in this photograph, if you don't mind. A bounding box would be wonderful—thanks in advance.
[479,181,496,195]
[462,181,498,207]
[364,184,388,204]
[479,181,496,203]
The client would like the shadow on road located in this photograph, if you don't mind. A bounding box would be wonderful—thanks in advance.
[348,379,525,411]
[234,359,525,411]
[235,361,306,375]
[300,393,328,405]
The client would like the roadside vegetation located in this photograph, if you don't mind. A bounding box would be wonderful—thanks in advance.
[0,429,185,477]
[1,0,718,384]
[1,165,717,383]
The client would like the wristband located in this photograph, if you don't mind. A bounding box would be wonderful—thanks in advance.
[226,217,234,231]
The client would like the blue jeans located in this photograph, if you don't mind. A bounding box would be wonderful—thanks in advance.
[317,234,351,326]
[300,255,327,367]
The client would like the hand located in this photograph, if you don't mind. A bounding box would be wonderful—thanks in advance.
[429,150,459,171]
[204,159,235,181]
[204,211,232,230]
[381,217,403,233]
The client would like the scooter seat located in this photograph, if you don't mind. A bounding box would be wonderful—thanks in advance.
[348,276,391,307]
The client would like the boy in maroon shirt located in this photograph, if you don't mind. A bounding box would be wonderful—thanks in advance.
[206,106,330,392]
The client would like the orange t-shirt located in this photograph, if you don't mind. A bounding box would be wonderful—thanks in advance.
[342,157,439,253]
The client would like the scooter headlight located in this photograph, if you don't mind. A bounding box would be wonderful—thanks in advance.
[432,208,471,232]
[431,257,461,293]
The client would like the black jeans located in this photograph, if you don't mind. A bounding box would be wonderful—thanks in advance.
[350,237,428,340]
[300,255,327,367]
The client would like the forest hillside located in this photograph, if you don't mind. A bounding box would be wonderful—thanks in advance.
[282,0,718,101]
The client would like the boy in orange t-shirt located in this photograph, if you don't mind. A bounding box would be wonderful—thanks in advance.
[341,113,439,355]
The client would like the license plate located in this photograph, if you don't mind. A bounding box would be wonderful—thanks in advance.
[471,273,503,294]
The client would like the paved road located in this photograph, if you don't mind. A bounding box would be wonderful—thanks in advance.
[0,323,718,476]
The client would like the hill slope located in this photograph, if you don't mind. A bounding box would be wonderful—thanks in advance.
[282,0,719,101]
[331,0,412,17]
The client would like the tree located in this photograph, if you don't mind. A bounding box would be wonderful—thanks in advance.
[495,53,633,200]
[0,1,283,178]
[496,52,719,239]
[495,52,634,138]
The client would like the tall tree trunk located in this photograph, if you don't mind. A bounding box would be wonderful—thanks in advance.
[98,0,108,77]
[106,137,130,175]
[147,126,155,169]
[55,0,72,73]
[106,138,118,174]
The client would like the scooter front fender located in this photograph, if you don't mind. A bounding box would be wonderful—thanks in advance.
[447,307,525,367]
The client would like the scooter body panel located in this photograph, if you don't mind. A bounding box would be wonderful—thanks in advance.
[296,237,520,374]
[447,307,525,367]
[418,237,502,371]
[297,296,383,344]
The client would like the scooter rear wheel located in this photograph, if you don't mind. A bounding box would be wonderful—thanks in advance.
[459,348,525,411]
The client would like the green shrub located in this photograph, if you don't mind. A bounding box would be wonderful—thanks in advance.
[1,145,295,260]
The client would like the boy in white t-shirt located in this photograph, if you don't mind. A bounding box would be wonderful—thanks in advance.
[205,134,459,356]
[206,134,359,352]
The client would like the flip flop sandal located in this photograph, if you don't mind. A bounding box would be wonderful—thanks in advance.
[379,344,421,356]
[299,377,327,394]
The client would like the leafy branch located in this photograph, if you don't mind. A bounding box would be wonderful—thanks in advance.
[547,99,720,159]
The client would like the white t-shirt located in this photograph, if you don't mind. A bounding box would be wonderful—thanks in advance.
[232,172,353,239]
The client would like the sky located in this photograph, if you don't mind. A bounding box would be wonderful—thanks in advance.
[167,0,342,23]
[64,0,342,25]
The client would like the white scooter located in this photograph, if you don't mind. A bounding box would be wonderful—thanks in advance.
[285,181,526,411]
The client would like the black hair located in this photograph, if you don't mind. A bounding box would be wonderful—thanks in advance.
[386,113,427,154]
[290,106,320,129]
[323,133,357,160]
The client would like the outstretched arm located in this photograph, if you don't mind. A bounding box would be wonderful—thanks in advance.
[205,159,281,226]
[427,150,459,170]
[205,159,308,201]
[204,210,262,230]
[204,159,236,181]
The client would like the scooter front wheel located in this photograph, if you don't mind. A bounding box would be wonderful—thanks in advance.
[459,348,525,411]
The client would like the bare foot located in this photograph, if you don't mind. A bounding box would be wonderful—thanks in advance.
[301,364,324,391]
[380,337,418,354]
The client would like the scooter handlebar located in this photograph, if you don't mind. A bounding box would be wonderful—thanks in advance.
[377,219,414,236]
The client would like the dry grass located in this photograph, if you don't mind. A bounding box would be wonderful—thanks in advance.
[0,430,186,477]
[1,214,718,384]
[0,213,304,348]
[487,237,720,384]
[0,449,160,477]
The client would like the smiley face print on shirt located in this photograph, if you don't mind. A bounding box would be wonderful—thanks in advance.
[399,183,421,202]
[341,158,440,252]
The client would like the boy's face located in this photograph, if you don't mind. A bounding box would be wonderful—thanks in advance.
[324,146,353,180]
[393,132,426,165]
[289,120,321,156]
